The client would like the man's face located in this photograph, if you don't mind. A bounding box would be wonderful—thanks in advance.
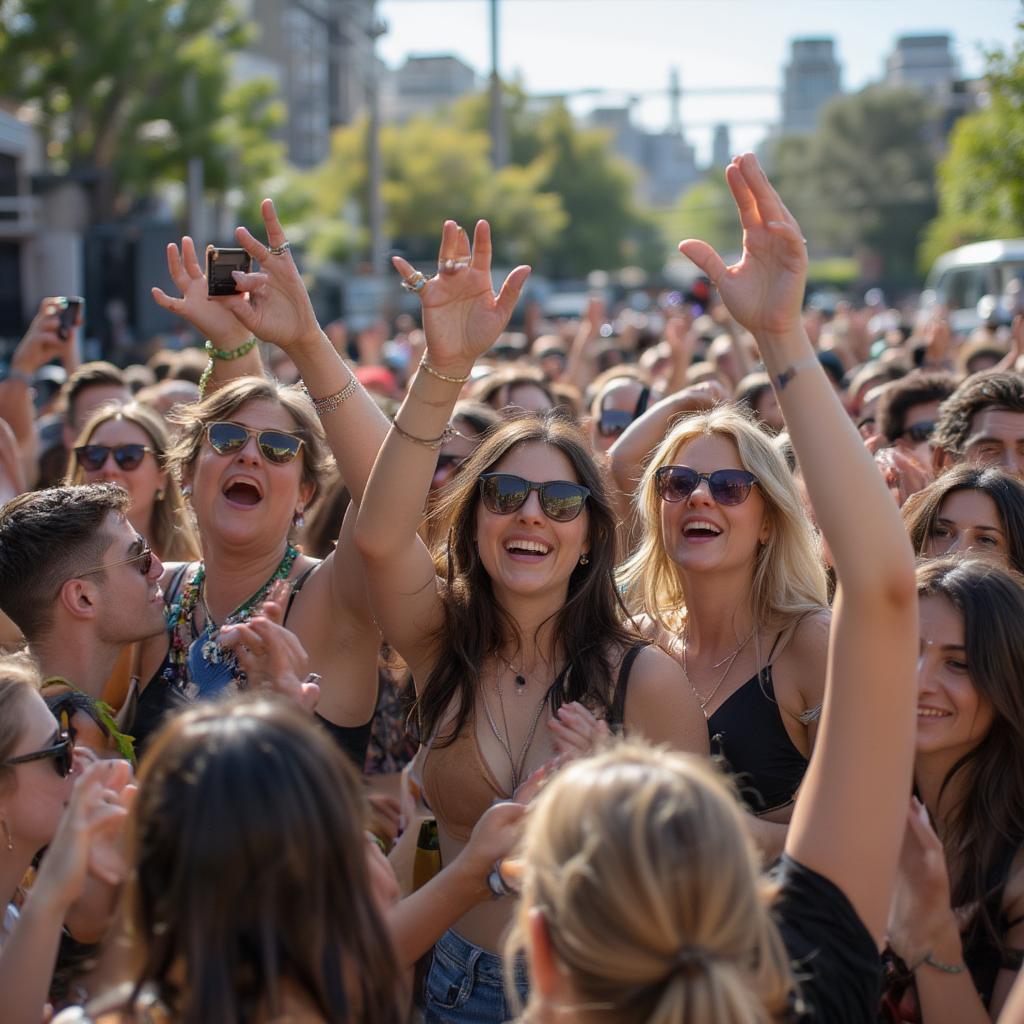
[962,408,1024,478]
[64,384,132,448]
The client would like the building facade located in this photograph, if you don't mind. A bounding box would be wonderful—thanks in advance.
[781,38,842,135]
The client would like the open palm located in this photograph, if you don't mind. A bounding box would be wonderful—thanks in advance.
[679,154,807,341]
[392,219,530,371]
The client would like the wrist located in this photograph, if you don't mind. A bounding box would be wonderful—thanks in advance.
[448,848,493,907]
[291,329,335,358]
[24,872,74,918]
[421,355,474,379]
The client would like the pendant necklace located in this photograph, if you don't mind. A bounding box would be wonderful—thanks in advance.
[683,627,756,714]
[499,654,530,695]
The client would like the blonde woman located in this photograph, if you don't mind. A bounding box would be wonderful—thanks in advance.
[615,404,829,853]
[66,402,200,563]
[505,152,918,1024]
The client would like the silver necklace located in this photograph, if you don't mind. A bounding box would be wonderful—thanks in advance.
[499,654,531,696]
[683,628,755,713]
[480,665,551,793]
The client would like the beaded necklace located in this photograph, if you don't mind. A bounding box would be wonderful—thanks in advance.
[165,544,299,695]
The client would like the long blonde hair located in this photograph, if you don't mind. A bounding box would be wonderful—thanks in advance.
[618,406,826,635]
[506,741,795,1024]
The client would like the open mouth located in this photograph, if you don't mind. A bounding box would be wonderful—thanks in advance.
[504,538,552,559]
[223,479,263,507]
[916,707,952,718]
[682,519,722,539]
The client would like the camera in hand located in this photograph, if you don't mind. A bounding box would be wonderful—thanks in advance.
[57,296,84,340]
[206,247,252,297]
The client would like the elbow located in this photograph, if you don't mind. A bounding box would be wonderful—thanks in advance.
[353,510,386,564]
[843,539,918,611]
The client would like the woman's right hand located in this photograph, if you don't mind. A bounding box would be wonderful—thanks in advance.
[455,800,526,897]
[150,236,253,349]
[679,153,807,344]
[391,219,531,374]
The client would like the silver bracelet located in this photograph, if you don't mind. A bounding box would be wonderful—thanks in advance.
[306,376,358,417]
[391,418,457,451]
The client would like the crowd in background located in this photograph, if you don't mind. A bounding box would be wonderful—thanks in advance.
[0,155,1023,1023]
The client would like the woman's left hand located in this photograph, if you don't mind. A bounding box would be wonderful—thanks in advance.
[679,153,806,343]
[220,198,325,353]
[887,798,957,964]
[547,701,611,758]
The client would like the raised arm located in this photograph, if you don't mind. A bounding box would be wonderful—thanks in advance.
[355,220,530,676]
[681,154,917,944]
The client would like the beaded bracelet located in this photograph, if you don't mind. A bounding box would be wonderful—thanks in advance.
[391,418,457,450]
[305,376,358,418]
[198,336,259,398]
[419,359,471,385]
[921,953,967,975]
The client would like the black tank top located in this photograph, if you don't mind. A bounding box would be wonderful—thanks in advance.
[132,563,375,768]
[706,633,809,815]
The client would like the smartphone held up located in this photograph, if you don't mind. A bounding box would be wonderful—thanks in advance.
[57,296,84,340]
[206,247,252,297]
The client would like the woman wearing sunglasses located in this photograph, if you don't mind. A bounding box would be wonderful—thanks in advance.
[66,402,200,563]
[355,220,707,1023]
[132,201,392,761]
[0,656,133,1024]
[503,153,917,1024]
[617,400,829,856]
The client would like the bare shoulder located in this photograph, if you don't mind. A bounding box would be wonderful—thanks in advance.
[774,608,831,705]
[627,612,680,655]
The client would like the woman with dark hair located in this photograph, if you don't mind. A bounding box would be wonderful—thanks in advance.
[883,557,1024,1023]
[355,219,707,1022]
[54,696,406,1024]
[134,205,393,763]
[65,402,200,564]
[901,466,1024,574]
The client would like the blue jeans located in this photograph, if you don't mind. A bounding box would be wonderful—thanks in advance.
[423,928,528,1024]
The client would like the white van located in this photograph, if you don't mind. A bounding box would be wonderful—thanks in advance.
[922,239,1024,335]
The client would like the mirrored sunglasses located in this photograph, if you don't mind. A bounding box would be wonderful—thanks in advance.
[655,466,760,506]
[206,421,304,464]
[479,473,590,523]
[75,443,153,472]
[4,730,73,778]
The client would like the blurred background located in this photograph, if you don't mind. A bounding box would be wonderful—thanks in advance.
[0,0,1019,361]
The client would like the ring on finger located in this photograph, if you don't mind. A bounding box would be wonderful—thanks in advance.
[438,257,471,274]
[267,241,291,256]
[401,270,428,293]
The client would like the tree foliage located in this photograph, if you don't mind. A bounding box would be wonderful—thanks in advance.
[921,27,1024,269]
[666,173,743,261]
[768,86,938,287]
[0,0,284,221]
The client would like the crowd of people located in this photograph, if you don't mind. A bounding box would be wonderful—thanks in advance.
[0,153,1023,1023]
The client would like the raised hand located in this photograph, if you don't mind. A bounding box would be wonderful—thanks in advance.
[219,198,325,353]
[151,236,252,349]
[679,153,807,342]
[547,701,611,758]
[9,298,68,377]
[391,219,531,373]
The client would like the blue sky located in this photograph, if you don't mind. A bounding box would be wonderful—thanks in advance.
[378,0,1019,159]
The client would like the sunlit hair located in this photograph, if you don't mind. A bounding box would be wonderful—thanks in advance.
[66,402,200,562]
[417,411,636,746]
[916,557,1024,966]
[0,654,41,793]
[127,696,404,1024]
[902,465,1024,575]
[506,740,794,1024]
[618,405,826,635]
[165,377,334,509]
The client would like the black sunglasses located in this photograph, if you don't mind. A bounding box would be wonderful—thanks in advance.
[75,443,153,472]
[4,731,73,778]
[479,473,590,523]
[655,466,760,506]
[597,386,651,439]
[206,421,304,464]
[899,421,936,444]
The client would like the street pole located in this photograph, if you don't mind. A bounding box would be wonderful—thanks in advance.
[489,0,506,168]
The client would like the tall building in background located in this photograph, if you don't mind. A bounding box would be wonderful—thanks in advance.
[238,0,378,168]
[884,34,959,103]
[383,54,480,121]
[781,38,842,134]
[712,124,732,167]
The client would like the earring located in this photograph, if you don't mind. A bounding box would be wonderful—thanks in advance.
[579,553,590,566]
[154,489,165,502]
[181,484,192,500]
[293,507,305,528]
[2,819,12,852]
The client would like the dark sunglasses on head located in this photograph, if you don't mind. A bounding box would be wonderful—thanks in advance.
[655,466,760,506]
[899,421,936,444]
[597,385,651,439]
[4,730,73,778]
[206,421,304,464]
[75,443,153,472]
[479,473,590,523]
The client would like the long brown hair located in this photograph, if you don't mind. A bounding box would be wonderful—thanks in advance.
[127,697,404,1024]
[917,557,1024,960]
[418,411,636,746]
